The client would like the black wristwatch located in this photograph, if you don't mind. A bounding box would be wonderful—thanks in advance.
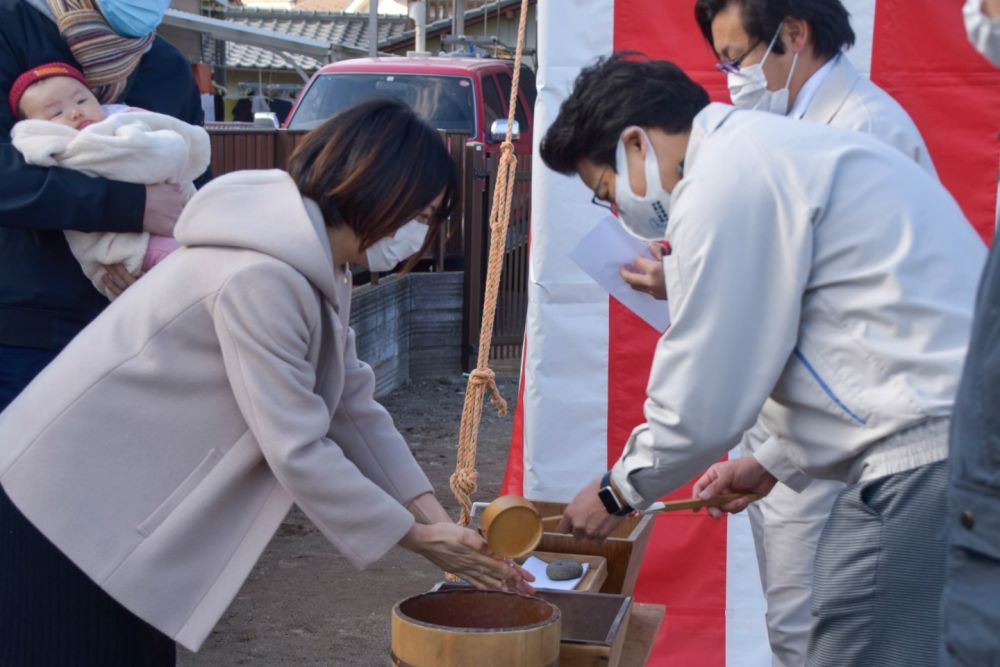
[598,471,634,516]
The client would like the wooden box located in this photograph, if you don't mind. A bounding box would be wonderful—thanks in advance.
[434,583,632,667]
[529,551,608,593]
[535,589,632,667]
[529,499,654,595]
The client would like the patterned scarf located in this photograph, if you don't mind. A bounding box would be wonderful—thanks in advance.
[45,0,154,104]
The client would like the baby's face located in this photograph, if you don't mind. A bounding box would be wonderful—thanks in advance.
[19,76,105,130]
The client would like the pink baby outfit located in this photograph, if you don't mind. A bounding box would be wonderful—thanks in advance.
[10,104,210,298]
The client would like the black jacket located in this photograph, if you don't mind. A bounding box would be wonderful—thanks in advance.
[0,0,207,350]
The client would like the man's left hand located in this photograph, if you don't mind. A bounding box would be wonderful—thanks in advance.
[558,478,627,542]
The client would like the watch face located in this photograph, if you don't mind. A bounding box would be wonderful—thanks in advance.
[598,486,621,514]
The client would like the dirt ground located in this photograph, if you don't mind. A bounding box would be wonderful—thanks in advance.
[177,365,521,667]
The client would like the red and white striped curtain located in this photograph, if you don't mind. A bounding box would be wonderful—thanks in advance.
[503,1,999,664]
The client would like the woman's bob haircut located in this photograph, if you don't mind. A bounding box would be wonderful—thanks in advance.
[287,97,459,270]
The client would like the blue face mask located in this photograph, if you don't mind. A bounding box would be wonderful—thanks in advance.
[95,0,170,37]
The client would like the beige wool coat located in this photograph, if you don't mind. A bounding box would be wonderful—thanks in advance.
[0,169,433,651]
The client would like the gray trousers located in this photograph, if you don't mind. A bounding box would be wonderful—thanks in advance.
[808,461,948,667]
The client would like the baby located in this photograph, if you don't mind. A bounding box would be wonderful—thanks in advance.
[8,62,210,299]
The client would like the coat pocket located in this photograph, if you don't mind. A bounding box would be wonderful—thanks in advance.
[791,346,868,427]
[137,448,221,537]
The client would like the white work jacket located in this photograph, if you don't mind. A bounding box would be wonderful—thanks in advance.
[611,104,985,509]
[739,52,939,463]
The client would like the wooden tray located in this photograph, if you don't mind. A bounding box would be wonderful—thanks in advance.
[529,551,608,593]
[529,499,655,595]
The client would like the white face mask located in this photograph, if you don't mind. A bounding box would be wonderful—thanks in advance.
[365,220,428,272]
[727,25,799,115]
[614,127,672,240]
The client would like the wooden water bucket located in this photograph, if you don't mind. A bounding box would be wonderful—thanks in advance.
[433,583,634,667]
[390,589,561,667]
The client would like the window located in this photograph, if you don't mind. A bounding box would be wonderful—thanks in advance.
[481,75,505,133]
[495,71,530,132]
[287,73,476,135]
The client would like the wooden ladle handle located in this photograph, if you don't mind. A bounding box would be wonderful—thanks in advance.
[539,493,759,524]
[651,493,759,512]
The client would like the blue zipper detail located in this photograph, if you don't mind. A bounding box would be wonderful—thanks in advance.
[793,348,867,425]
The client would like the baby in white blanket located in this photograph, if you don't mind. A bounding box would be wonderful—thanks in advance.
[8,62,210,299]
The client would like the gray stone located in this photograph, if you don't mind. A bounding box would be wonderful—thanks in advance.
[546,559,584,581]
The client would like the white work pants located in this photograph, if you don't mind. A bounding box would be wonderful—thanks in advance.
[748,477,843,667]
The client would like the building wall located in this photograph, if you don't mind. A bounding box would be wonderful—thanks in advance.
[387,5,537,66]
[161,0,205,63]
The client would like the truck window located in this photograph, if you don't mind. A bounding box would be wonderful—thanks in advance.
[288,73,476,136]
[495,71,530,132]
[482,75,505,131]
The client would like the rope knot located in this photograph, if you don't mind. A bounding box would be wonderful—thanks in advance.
[500,141,515,155]
[449,467,479,499]
[468,368,508,417]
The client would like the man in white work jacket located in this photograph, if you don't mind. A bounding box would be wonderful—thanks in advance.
[619,3,941,664]
[707,2,940,664]
[545,54,985,667]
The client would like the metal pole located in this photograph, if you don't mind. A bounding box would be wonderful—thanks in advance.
[413,1,426,53]
[452,0,464,39]
[368,0,378,57]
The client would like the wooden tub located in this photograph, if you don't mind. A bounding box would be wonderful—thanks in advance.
[434,583,633,667]
[390,589,561,666]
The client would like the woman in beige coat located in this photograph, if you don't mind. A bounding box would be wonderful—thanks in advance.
[0,98,530,662]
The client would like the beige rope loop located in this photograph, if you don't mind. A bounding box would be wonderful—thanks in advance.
[450,0,530,535]
[468,367,509,416]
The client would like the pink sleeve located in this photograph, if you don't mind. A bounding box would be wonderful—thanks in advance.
[141,234,181,272]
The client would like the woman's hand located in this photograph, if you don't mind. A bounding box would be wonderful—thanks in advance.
[399,522,535,594]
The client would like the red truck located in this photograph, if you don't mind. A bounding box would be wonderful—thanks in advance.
[284,55,536,155]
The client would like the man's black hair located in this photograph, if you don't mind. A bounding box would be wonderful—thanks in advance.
[539,53,710,175]
[694,0,855,59]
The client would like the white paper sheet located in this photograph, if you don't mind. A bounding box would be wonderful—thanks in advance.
[567,216,671,332]
[522,555,589,591]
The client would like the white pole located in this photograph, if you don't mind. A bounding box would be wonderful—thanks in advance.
[368,0,378,57]
[452,0,464,39]
[407,1,429,57]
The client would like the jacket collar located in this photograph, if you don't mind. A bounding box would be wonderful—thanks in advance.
[683,102,739,172]
[801,53,861,126]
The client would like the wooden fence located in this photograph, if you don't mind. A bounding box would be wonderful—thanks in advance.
[460,142,531,370]
[206,126,530,369]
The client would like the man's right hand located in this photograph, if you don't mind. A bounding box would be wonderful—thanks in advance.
[692,458,777,519]
[620,241,668,300]
[143,183,187,237]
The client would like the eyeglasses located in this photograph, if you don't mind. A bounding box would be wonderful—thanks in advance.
[715,40,762,75]
[590,167,616,213]
[591,193,615,212]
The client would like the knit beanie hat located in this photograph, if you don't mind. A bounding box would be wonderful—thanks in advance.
[8,61,89,116]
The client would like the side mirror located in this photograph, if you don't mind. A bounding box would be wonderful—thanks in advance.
[253,111,280,129]
[489,119,521,143]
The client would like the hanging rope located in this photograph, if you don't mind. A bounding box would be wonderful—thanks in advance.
[449,0,531,528]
